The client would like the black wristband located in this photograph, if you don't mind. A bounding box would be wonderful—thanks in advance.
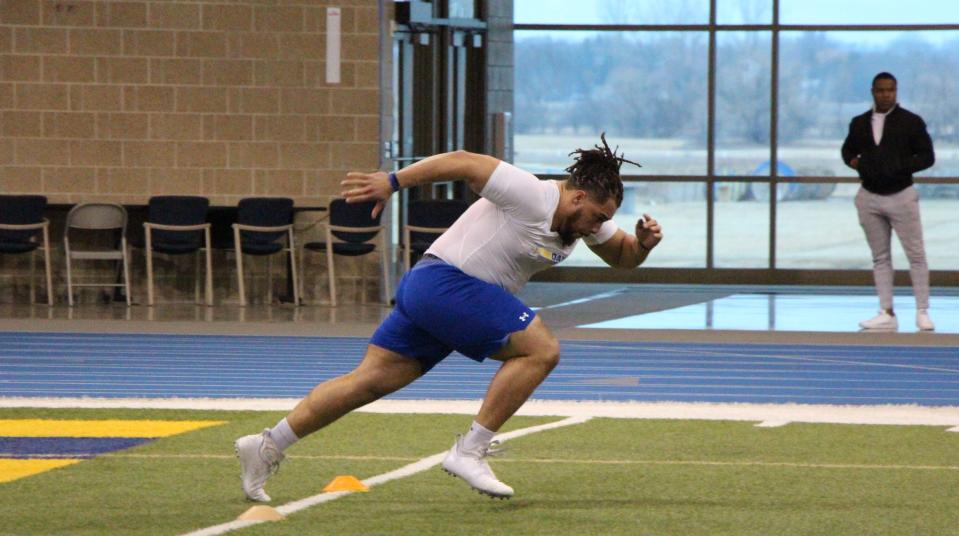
[388,172,400,192]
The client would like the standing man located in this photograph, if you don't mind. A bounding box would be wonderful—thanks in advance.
[235,135,662,500]
[841,72,936,331]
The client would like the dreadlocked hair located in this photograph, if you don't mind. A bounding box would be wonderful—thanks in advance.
[565,132,641,208]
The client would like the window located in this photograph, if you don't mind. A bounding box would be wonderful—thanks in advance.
[514,2,959,274]
[514,31,707,176]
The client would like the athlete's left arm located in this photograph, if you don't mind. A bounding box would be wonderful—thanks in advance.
[588,214,663,269]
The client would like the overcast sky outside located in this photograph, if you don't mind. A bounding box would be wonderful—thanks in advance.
[514,0,959,46]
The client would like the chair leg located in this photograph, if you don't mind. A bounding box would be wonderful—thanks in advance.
[42,225,52,306]
[203,228,213,307]
[145,229,155,306]
[288,230,299,307]
[122,241,132,306]
[267,255,274,305]
[327,251,336,307]
[65,245,74,307]
[194,250,202,304]
[30,250,37,304]
[234,226,246,306]
[326,228,336,307]
[298,245,306,305]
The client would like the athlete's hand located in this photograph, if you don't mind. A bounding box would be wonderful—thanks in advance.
[636,213,662,251]
[341,171,392,218]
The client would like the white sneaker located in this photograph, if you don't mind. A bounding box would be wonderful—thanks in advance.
[917,309,935,331]
[441,435,514,499]
[235,429,285,502]
[859,311,898,331]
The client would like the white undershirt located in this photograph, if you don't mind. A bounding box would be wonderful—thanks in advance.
[426,161,618,294]
[871,103,896,145]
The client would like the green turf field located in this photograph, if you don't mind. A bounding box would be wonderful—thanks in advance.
[2,408,958,535]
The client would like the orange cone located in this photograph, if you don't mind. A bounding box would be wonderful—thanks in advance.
[322,475,369,492]
[237,505,284,521]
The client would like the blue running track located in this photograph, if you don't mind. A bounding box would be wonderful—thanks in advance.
[1,332,958,406]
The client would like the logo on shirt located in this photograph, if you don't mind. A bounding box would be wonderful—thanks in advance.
[536,247,566,264]
[519,312,530,322]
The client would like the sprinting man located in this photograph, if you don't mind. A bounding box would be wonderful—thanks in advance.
[235,134,663,500]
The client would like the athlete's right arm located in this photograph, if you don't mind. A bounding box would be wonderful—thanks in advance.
[341,151,500,217]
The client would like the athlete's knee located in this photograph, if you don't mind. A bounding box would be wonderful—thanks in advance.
[531,334,560,372]
[351,347,423,399]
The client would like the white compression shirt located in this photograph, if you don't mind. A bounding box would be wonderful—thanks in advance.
[425,161,618,294]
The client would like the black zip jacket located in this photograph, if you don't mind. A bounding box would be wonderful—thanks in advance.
[840,105,935,195]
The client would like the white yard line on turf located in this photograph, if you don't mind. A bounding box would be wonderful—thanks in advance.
[99,453,959,472]
[755,420,790,427]
[3,397,958,427]
[178,416,591,536]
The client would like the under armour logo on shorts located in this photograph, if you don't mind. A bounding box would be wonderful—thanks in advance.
[519,312,529,322]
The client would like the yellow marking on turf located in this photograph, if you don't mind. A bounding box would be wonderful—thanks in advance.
[0,419,226,438]
[0,459,79,483]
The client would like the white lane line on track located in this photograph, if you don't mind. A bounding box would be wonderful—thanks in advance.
[178,415,592,536]
[581,344,959,374]
[529,289,626,311]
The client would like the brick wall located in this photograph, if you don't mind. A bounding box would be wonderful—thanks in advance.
[0,0,388,305]
[1,0,382,207]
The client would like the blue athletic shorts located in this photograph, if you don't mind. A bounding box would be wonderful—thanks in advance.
[370,257,536,372]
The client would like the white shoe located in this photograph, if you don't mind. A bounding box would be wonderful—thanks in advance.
[859,311,898,331]
[917,309,935,331]
[441,435,514,499]
[235,429,284,502]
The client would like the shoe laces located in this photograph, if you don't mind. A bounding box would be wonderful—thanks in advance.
[482,440,508,458]
[259,434,284,476]
[456,435,508,459]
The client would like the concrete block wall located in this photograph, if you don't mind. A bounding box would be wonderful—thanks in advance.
[1,0,382,206]
[0,0,388,305]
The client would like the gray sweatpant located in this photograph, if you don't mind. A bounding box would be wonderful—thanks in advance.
[854,185,930,311]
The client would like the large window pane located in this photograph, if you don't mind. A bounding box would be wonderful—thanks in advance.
[778,183,959,270]
[514,1,708,25]
[782,0,959,24]
[715,182,769,267]
[776,183,869,268]
[514,31,708,176]
[717,0,772,24]
[563,182,706,268]
[779,31,959,180]
[919,184,959,270]
[716,32,770,176]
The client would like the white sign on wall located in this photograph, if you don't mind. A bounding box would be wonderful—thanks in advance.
[326,7,341,84]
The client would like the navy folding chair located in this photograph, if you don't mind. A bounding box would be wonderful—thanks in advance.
[232,197,298,306]
[301,199,390,306]
[0,195,52,305]
[403,199,469,272]
[143,196,212,306]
